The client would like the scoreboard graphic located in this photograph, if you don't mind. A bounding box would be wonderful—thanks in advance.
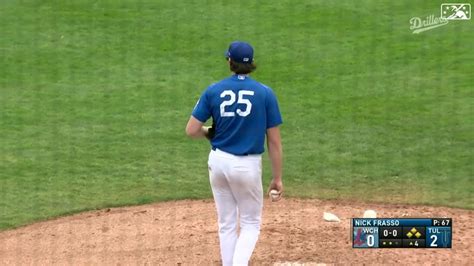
[352,218,452,248]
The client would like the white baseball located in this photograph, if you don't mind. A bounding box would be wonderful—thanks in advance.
[269,189,280,201]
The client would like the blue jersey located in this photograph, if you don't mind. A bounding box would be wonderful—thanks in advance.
[192,74,282,155]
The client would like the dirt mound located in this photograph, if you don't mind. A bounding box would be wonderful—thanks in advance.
[0,199,472,265]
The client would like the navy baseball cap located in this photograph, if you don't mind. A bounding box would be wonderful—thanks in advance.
[225,41,254,64]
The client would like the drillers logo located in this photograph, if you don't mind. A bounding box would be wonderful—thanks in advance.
[409,15,448,34]
[410,3,470,34]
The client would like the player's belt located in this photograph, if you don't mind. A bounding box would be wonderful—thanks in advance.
[211,147,252,156]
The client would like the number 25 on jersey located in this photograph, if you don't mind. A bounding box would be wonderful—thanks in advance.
[220,90,254,117]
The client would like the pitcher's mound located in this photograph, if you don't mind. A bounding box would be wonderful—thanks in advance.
[0,199,472,265]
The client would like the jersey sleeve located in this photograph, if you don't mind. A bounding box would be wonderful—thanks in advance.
[265,88,283,128]
[191,89,212,123]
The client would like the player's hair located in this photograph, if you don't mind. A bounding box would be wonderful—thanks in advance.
[229,60,257,74]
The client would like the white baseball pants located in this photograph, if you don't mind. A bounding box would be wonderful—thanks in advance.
[208,148,263,266]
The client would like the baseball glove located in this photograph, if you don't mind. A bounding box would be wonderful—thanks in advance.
[205,121,215,140]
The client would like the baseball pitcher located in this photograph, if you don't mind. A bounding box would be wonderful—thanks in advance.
[186,41,283,265]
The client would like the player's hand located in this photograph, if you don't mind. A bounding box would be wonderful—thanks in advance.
[268,178,283,202]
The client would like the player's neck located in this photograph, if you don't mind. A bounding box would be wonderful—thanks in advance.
[232,73,250,77]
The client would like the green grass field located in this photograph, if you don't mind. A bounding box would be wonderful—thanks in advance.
[1,0,472,230]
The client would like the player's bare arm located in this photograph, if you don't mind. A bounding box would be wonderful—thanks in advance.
[267,126,283,201]
[185,116,212,139]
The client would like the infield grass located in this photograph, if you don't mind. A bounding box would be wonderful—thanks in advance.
[1,0,473,229]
